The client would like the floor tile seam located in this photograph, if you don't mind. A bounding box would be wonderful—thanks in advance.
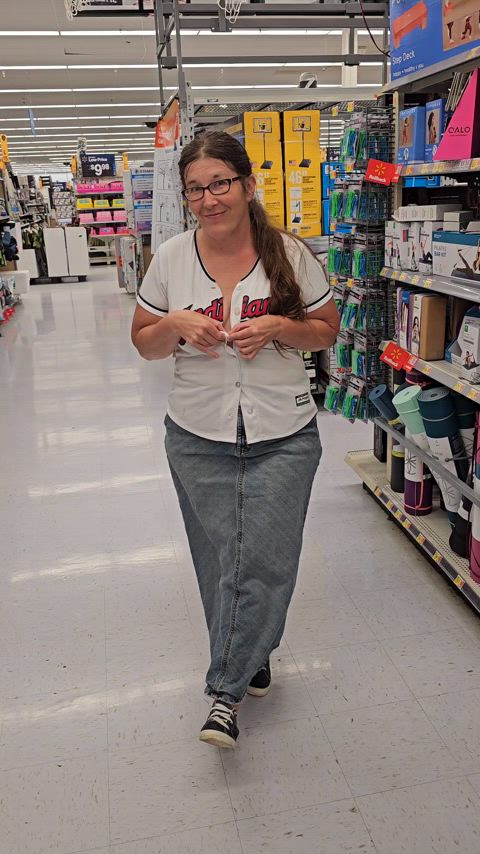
[109,818,239,848]
[416,685,480,703]
[233,793,366,825]
[103,585,112,850]
[353,769,480,803]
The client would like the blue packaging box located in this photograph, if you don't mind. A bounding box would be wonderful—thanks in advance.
[404,176,441,188]
[398,106,426,163]
[425,99,446,161]
[322,199,330,235]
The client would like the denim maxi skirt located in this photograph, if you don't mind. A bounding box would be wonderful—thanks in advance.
[165,409,322,704]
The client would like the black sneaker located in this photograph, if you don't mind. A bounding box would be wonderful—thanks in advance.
[247,659,271,697]
[199,700,239,749]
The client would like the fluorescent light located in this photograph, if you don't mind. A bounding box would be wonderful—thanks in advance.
[5,124,152,131]
[60,29,156,36]
[0,103,161,110]
[0,60,379,70]
[0,30,59,36]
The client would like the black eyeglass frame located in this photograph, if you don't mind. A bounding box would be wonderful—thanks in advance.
[181,175,243,201]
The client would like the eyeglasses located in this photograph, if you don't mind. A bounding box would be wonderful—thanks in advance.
[182,176,242,202]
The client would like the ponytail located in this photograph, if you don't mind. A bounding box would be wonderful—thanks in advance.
[248,198,306,321]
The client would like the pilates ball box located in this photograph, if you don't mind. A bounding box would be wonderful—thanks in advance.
[418,221,443,274]
[450,311,480,384]
[425,99,446,162]
[433,231,480,283]
[398,106,426,164]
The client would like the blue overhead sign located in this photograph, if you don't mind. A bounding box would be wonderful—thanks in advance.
[390,0,480,81]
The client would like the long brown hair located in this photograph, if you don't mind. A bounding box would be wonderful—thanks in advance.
[178,130,307,320]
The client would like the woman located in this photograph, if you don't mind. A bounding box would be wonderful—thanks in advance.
[131,131,339,749]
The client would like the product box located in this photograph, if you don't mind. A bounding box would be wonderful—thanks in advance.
[398,222,411,270]
[408,292,447,360]
[408,222,421,272]
[425,99,446,161]
[418,221,443,274]
[449,307,480,384]
[395,203,462,222]
[322,199,330,235]
[398,106,426,163]
[443,211,474,231]
[433,231,480,283]
[397,287,413,349]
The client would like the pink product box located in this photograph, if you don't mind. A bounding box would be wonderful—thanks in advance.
[109,182,124,193]
[79,213,95,224]
[96,212,112,222]
[98,227,115,235]
[113,211,126,221]
[116,226,130,235]
[77,183,97,194]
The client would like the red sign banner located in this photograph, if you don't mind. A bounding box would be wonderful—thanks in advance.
[365,159,398,186]
[381,342,418,372]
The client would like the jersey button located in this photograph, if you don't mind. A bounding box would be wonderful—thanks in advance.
[247,408,254,415]
[235,381,241,388]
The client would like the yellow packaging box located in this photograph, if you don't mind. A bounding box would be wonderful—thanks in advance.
[244,111,285,228]
[283,111,322,238]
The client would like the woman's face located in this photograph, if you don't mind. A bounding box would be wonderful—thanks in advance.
[184,156,255,239]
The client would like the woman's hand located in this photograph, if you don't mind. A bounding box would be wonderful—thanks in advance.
[172,310,226,359]
[228,316,280,360]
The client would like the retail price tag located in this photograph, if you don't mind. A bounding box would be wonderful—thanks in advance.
[405,165,413,176]
[399,272,408,281]
[421,164,430,174]
[471,158,480,171]
[453,382,465,393]
[380,267,387,277]
[423,278,432,288]
[454,575,466,590]
[386,499,394,510]
[416,533,426,545]
[403,519,412,530]
[411,275,420,284]
[459,159,471,171]
[422,364,433,375]
[375,487,382,498]
[467,389,479,400]
[346,278,355,287]
[347,101,355,112]
[332,105,339,117]
[433,551,443,563]
[346,163,355,173]
[392,270,400,279]
[330,276,338,286]
[394,509,403,520]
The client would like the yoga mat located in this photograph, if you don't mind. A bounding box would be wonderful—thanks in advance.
[470,411,480,583]
[418,388,467,526]
[450,395,476,558]
[369,384,404,493]
[393,385,432,515]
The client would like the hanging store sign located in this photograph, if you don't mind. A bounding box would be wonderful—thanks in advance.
[80,152,116,179]
[390,0,480,81]
[0,134,9,164]
[365,159,399,186]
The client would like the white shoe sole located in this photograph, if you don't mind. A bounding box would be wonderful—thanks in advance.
[246,683,271,697]
[199,729,237,749]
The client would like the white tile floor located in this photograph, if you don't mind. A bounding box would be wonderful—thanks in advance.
[3,267,480,853]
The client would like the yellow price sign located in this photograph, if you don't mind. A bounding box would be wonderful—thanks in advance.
[454,575,465,589]
[405,165,413,176]
[467,389,479,400]
[422,365,433,375]
[433,551,443,563]
[347,101,355,112]
[346,278,355,288]
[421,163,430,174]
[392,270,400,279]
[399,272,407,281]
[386,500,394,510]
[423,279,432,288]
[380,267,388,277]
[416,533,426,545]
[332,105,339,117]
[471,158,480,170]
[403,519,411,529]
[346,163,355,173]
[394,509,403,520]
[453,382,465,393]
[411,275,420,284]
[375,487,382,497]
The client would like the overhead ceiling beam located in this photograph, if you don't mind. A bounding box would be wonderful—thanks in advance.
[161,54,383,68]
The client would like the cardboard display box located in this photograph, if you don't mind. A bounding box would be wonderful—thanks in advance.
[398,106,426,163]
[408,292,447,360]
[433,230,480,283]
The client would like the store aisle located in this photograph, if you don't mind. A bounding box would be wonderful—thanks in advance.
[3,269,480,854]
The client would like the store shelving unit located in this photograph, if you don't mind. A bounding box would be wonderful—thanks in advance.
[75,180,127,266]
[381,267,480,304]
[400,158,480,177]
[345,449,480,614]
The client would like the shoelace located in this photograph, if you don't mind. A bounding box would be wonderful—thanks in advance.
[208,703,236,727]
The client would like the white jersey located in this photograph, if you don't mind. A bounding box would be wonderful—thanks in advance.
[137,229,332,444]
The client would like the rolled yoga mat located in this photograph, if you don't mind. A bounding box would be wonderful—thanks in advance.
[450,395,477,557]
[369,385,404,493]
[470,411,480,583]
[392,385,432,515]
[418,387,468,526]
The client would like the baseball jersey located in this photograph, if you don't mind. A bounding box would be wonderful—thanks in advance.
[137,229,332,444]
